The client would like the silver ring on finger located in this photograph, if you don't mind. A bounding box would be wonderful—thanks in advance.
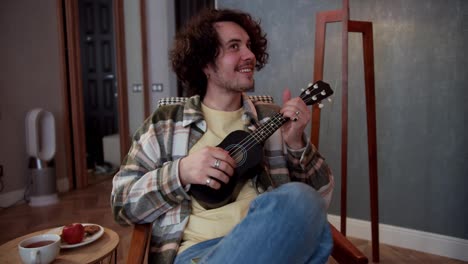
[205,178,212,186]
[213,159,221,169]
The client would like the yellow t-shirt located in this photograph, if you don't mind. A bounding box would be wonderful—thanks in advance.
[178,104,258,253]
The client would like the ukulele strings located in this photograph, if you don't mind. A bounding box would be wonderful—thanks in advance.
[228,92,321,161]
[227,91,323,162]
[228,113,285,161]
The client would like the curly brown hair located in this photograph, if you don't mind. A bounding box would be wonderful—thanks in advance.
[170,8,269,97]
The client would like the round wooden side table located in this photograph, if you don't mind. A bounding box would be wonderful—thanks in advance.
[0,227,119,263]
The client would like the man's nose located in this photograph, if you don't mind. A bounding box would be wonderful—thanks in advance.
[241,47,255,61]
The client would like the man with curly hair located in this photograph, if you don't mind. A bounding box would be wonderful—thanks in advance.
[112,8,334,264]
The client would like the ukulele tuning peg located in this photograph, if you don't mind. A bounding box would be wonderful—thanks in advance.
[305,90,311,95]
[321,90,326,96]
[308,82,313,87]
[301,88,305,92]
[327,98,332,102]
[313,83,319,89]
[318,103,324,108]
[312,95,317,101]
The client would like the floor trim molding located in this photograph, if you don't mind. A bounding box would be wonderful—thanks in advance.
[328,214,468,261]
[0,188,25,208]
[0,178,68,208]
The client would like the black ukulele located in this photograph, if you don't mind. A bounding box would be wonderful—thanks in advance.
[190,80,334,209]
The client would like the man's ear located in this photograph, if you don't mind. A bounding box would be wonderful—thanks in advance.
[202,66,210,76]
[203,63,214,79]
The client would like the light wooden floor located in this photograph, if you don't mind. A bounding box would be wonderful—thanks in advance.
[0,178,465,264]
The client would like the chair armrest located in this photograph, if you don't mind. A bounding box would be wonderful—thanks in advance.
[330,223,368,264]
[127,223,152,264]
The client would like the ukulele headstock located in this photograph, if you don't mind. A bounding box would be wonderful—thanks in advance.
[300,80,334,108]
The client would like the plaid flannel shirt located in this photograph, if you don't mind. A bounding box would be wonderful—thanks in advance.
[111,93,334,263]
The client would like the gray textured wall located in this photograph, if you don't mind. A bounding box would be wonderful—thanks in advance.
[218,0,468,240]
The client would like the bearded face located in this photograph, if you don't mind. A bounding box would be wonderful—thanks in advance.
[204,21,256,94]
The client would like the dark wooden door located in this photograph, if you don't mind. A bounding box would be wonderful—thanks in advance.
[78,0,118,168]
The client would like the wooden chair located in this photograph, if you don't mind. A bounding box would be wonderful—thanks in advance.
[126,96,369,264]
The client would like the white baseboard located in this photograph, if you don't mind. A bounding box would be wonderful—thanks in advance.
[0,178,69,208]
[0,188,25,207]
[327,214,468,262]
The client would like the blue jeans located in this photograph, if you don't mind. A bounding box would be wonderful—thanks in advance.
[174,182,332,264]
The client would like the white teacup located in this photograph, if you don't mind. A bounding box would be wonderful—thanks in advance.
[18,234,61,264]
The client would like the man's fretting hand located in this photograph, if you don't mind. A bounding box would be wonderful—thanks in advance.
[280,88,311,149]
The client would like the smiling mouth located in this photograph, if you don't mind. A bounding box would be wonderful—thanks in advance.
[238,68,253,73]
[237,63,255,73]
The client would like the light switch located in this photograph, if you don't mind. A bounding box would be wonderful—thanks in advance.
[132,84,142,93]
[152,83,163,92]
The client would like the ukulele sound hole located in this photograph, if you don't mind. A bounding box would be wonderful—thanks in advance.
[226,144,247,167]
